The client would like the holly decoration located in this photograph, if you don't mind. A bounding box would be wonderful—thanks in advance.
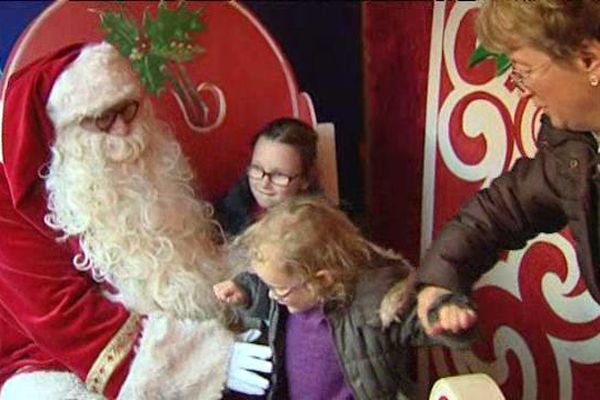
[100,0,205,95]
[469,43,510,76]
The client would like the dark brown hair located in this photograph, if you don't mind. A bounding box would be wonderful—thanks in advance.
[252,117,318,175]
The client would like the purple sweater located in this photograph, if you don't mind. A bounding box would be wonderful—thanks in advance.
[285,306,354,400]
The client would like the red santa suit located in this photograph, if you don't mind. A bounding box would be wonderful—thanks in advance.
[0,43,243,399]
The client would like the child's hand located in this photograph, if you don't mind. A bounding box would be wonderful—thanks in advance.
[418,286,477,336]
[213,280,249,307]
[434,300,478,336]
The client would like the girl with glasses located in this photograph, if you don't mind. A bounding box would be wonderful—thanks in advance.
[215,117,319,236]
[213,118,320,360]
[224,196,474,400]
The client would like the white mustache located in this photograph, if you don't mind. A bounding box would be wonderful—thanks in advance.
[102,133,146,163]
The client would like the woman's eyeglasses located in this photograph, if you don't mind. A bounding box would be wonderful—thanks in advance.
[247,165,300,187]
[81,100,140,132]
[509,60,552,92]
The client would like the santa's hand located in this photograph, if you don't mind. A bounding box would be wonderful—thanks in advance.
[213,280,249,307]
[226,337,273,395]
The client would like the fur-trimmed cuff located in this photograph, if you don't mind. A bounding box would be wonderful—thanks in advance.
[117,314,235,400]
[0,371,103,400]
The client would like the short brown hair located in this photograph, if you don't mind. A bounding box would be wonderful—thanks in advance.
[476,0,600,59]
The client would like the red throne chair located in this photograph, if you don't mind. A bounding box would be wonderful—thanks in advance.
[0,0,338,204]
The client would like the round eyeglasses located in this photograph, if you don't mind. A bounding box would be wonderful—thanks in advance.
[247,165,300,187]
[268,279,307,301]
[81,100,140,133]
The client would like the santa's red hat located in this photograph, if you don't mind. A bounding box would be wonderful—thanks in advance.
[47,42,142,130]
[2,42,141,227]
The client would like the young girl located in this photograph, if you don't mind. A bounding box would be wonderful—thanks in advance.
[226,195,475,400]
[214,117,319,235]
[213,117,319,310]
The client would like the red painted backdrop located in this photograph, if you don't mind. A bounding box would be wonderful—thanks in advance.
[363,2,432,266]
[1,1,316,202]
[365,2,600,400]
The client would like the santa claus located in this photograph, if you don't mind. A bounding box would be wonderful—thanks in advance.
[0,42,271,399]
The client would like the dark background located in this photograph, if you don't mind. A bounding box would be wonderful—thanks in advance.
[244,2,364,216]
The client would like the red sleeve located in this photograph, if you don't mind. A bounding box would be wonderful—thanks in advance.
[0,168,136,398]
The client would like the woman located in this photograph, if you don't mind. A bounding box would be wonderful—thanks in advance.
[416,0,600,336]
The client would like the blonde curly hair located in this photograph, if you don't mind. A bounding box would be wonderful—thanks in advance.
[235,195,410,305]
[476,0,600,59]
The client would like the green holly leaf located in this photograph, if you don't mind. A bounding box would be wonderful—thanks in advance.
[98,0,206,95]
[468,43,491,67]
[469,43,511,76]
[131,53,170,95]
[100,9,140,58]
[494,53,511,76]
[145,0,205,63]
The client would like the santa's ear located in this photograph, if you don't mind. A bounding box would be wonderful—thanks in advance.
[314,269,335,288]
[575,39,600,74]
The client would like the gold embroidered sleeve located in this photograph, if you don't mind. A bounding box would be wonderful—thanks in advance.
[85,313,141,394]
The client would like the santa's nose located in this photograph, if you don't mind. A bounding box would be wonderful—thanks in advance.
[109,114,131,136]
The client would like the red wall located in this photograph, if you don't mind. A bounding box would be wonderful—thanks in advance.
[364,3,600,400]
[364,2,433,265]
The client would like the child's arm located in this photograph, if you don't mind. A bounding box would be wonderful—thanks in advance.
[233,272,271,320]
[214,279,250,306]
[213,272,271,320]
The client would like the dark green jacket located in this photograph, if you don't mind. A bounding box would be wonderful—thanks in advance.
[240,262,471,400]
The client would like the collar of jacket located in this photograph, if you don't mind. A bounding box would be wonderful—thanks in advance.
[536,114,598,151]
[324,263,409,328]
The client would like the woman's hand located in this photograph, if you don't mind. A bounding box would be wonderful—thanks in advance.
[213,280,249,307]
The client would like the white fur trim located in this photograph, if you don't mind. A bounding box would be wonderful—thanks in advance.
[46,42,141,129]
[118,314,235,400]
[0,371,103,400]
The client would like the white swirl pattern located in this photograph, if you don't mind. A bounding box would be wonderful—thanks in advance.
[424,2,600,399]
[172,81,227,134]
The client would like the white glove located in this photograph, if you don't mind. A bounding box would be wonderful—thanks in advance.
[226,330,273,396]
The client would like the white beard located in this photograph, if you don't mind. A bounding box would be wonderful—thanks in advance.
[43,103,226,320]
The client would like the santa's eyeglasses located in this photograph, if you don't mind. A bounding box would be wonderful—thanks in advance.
[80,100,140,133]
